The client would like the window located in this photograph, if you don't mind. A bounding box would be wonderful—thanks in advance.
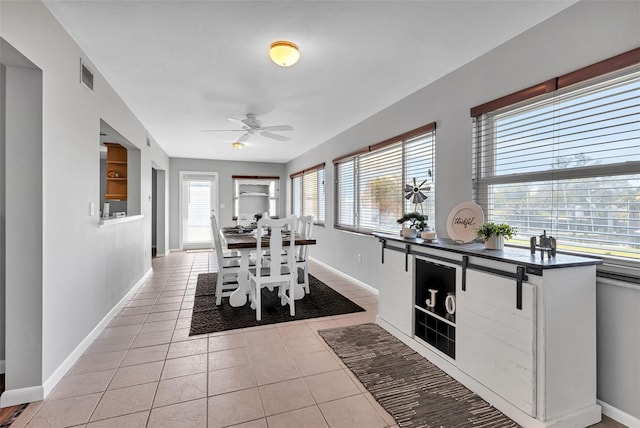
[472,49,640,261]
[334,123,436,234]
[291,163,325,224]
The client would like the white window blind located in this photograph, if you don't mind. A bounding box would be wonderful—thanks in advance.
[334,124,436,234]
[186,180,212,243]
[336,159,355,228]
[290,164,325,223]
[473,66,640,261]
[359,144,403,232]
[405,133,435,217]
[292,175,302,217]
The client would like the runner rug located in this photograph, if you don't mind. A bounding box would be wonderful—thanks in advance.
[319,323,519,428]
[189,272,365,335]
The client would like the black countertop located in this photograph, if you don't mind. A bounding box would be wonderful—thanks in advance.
[373,232,602,271]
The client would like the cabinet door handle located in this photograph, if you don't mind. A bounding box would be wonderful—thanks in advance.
[405,244,410,272]
[461,255,469,291]
[516,266,525,310]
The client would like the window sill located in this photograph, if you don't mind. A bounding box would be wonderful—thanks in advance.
[99,214,144,228]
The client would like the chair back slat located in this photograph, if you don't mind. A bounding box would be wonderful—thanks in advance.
[256,217,297,277]
[211,214,226,268]
[296,216,314,260]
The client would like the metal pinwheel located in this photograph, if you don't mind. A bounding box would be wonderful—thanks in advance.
[404,177,431,212]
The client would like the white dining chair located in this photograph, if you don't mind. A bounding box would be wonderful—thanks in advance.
[211,214,242,260]
[247,217,297,321]
[211,215,244,305]
[294,216,314,294]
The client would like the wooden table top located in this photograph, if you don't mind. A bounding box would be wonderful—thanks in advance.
[223,232,317,249]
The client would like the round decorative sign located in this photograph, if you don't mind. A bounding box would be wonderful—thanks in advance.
[446,201,484,243]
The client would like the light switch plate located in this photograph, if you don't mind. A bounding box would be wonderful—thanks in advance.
[90,202,95,216]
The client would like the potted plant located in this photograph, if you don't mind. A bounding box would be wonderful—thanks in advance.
[475,222,517,250]
[397,212,427,239]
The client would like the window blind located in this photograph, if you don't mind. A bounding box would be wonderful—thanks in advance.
[359,143,402,232]
[336,159,356,229]
[473,66,640,261]
[405,133,435,220]
[334,123,436,234]
[290,164,325,223]
[292,175,302,217]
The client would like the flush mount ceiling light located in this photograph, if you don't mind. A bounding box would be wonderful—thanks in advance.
[232,142,245,150]
[269,41,300,67]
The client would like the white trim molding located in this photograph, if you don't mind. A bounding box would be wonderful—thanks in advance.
[40,267,153,399]
[0,385,44,408]
[309,256,378,295]
[598,400,640,428]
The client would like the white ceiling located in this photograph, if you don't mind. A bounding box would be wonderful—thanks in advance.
[44,1,576,163]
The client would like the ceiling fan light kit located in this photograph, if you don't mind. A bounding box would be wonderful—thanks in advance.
[232,142,245,150]
[269,40,300,67]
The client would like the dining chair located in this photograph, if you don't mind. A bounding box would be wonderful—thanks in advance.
[211,215,244,305]
[211,214,242,260]
[294,216,314,294]
[247,217,297,321]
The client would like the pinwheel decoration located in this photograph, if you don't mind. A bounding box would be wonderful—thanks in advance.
[404,177,431,212]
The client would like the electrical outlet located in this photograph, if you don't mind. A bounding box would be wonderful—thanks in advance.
[357,254,362,263]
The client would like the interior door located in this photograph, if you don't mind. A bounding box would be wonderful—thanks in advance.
[181,172,218,250]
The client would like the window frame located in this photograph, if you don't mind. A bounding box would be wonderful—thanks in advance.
[333,123,436,235]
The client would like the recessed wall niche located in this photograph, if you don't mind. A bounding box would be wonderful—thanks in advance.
[99,119,141,218]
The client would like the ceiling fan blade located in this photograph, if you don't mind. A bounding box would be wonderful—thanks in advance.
[201,129,244,133]
[237,132,250,143]
[261,125,293,132]
[227,117,249,128]
[260,131,289,141]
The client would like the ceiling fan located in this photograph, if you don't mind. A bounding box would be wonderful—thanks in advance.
[202,113,294,143]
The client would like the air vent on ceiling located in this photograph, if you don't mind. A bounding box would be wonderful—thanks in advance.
[80,59,94,91]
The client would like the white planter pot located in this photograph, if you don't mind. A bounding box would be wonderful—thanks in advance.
[485,235,504,250]
[402,228,417,239]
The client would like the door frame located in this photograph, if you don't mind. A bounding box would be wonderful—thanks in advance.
[178,171,219,250]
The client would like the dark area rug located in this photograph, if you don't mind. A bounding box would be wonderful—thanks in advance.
[319,323,519,428]
[189,271,365,335]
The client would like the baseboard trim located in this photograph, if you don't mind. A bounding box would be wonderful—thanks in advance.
[41,267,153,398]
[309,256,378,295]
[598,399,640,428]
[0,385,44,408]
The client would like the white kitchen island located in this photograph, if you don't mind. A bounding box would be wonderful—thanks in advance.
[373,232,603,428]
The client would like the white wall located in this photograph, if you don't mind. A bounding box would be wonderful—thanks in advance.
[285,0,640,422]
[169,158,285,249]
[3,60,43,396]
[0,1,170,404]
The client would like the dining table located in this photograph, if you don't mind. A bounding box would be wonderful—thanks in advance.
[222,227,317,307]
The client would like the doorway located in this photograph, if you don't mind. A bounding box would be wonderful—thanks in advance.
[179,171,218,250]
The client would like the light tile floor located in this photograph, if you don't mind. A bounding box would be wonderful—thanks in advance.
[10,251,626,428]
[12,252,390,428]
